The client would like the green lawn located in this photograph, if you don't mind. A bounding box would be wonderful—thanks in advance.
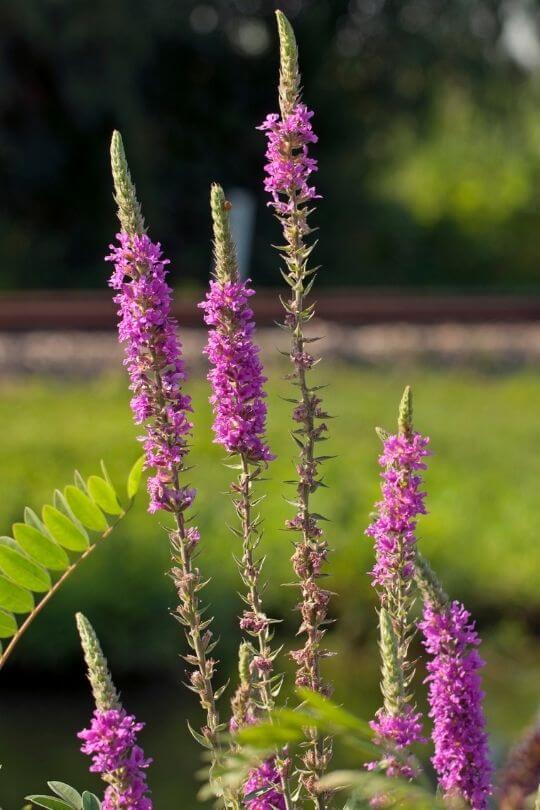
[1,364,540,674]
[1,362,540,804]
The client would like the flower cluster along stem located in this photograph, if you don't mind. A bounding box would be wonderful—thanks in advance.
[200,183,278,732]
[108,132,228,802]
[200,184,290,808]
[258,12,332,804]
[366,388,429,782]
[76,613,153,809]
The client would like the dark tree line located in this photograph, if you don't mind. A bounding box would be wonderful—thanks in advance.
[1,0,538,290]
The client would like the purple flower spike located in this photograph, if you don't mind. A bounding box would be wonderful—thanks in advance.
[366,432,430,595]
[106,232,193,514]
[258,104,320,214]
[243,758,286,810]
[419,600,493,810]
[199,279,273,463]
[79,708,152,810]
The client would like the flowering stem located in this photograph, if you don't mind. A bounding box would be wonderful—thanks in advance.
[416,554,493,808]
[258,12,331,804]
[77,613,153,808]
[108,132,229,805]
[366,388,429,783]
[201,184,283,806]
[172,508,220,742]
[238,454,274,713]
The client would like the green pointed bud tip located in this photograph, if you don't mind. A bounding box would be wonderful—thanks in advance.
[275,10,300,118]
[398,385,413,436]
[210,182,238,284]
[210,182,226,209]
[375,426,389,444]
[109,130,145,237]
[415,553,448,609]
[238,641,251,685]
[75,612,121,712]
[76,611,93,642]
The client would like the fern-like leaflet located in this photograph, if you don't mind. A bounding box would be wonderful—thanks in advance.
[0,456,144,669]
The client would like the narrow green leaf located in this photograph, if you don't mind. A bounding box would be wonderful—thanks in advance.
[127,455,145,500]
[87,476,122,515]
[0,575,34,613]
[187,720,213,749]
[64,487,108,532]
[82,793,101,810]
[53,490,89,537]
[0,543,51,592]
[48,782,82,808]
[100,460,112,486]
[0,608,17,638]
[24,507,46,533]
[13,523,70,571]
[42,506,89,552]
[25,797,72,810]
[237,722,302,747]
[297,688,373,738]
[74,470,88,492]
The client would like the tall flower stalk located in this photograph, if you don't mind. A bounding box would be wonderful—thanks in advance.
[366,388,429,780]
[199,184,277,722]
[107,132,226,795]
[416,555,493,810]
[76,613,153,810]
[259,12,332,803]
[200,186,292,809]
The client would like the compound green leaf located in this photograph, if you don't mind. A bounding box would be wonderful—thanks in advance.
[87,476,122,515]
[81,793,101,810]
[127,455,145,500]
[12,523,70,571]
[0,575,34,614]
[24,507,46,533]
[48,782,82,808]
[25,797,72,810]
[42,506,89,552]
[0,608,17,638]
[0,543,51,592]
[64,487,108,533]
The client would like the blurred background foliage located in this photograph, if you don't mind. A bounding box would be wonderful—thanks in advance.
[3,0,540,290]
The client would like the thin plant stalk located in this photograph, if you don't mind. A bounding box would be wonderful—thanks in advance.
[108,132,230,805]
[258,12,332,804]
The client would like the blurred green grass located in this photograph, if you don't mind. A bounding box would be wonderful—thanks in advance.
[1,361,539,677]
[1,361,540,804]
